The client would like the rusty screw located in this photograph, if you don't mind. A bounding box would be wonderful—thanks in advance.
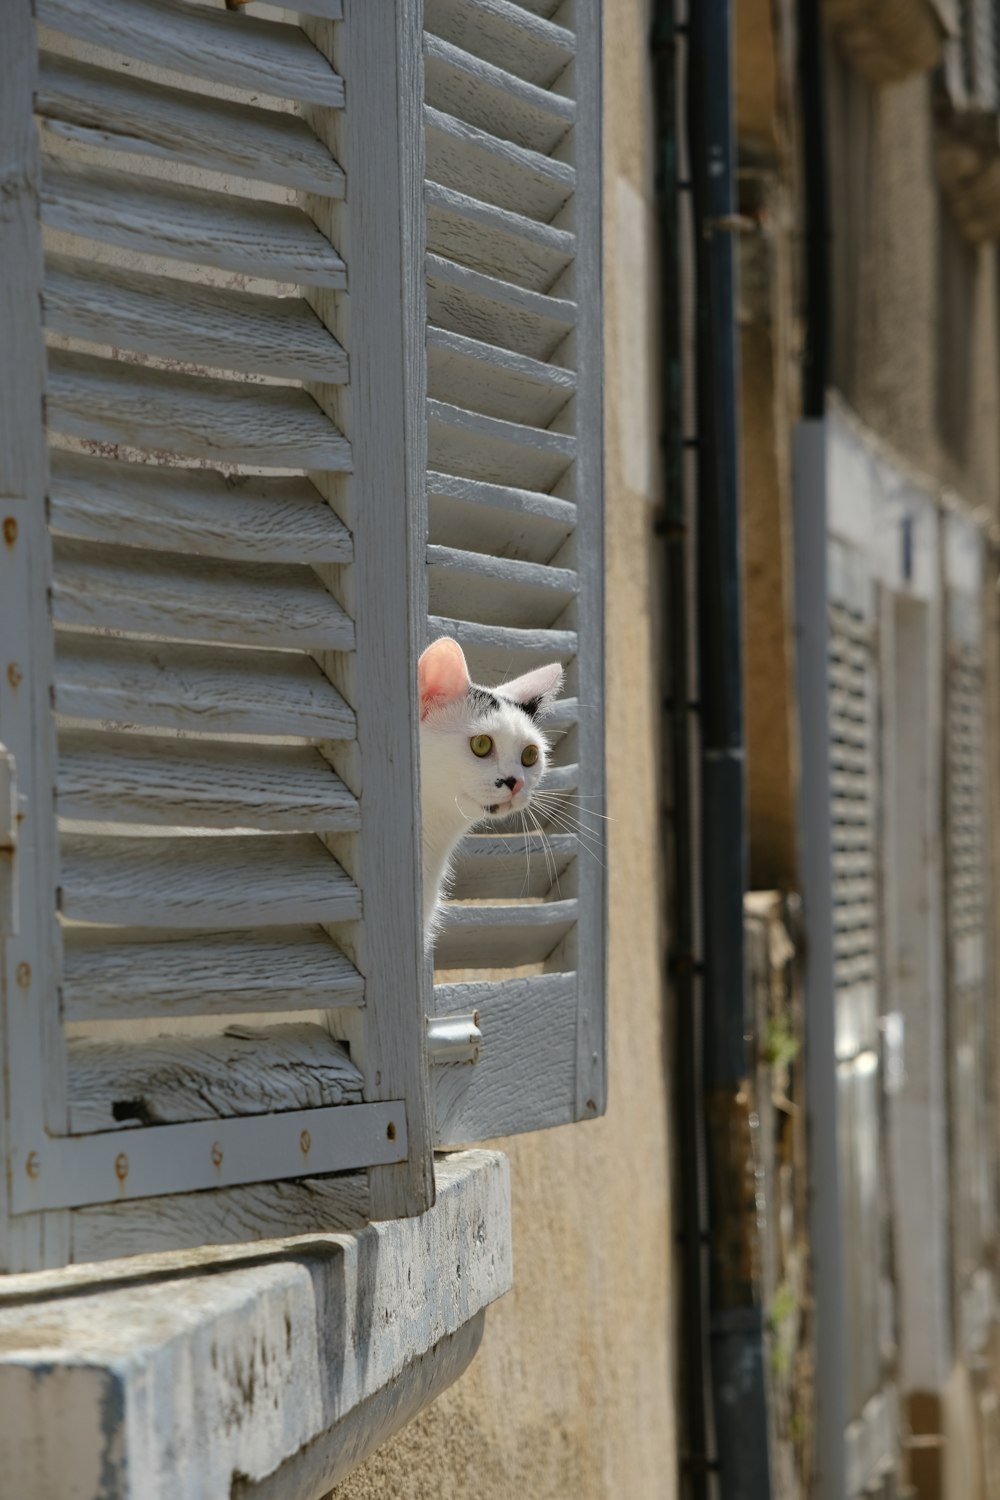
[7,663,22,689]
[3,518,17,547]
[299,1129,311,1155]
[211,1142,224,1168]
[25,1151,40,1179]
[15,962,30,989]
[114,1152,129,1183]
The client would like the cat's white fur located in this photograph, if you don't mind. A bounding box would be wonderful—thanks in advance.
[418,637,563,943]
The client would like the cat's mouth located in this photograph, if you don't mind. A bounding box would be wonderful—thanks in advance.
[484,798,514,815]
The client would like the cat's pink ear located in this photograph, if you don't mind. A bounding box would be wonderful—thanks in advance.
[419,637,471,720]
[501,662,564,719]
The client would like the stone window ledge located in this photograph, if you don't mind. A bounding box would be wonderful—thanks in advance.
[0,1149,512,1500]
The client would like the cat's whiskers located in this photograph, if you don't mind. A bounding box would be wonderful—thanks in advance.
[526,803,561,897]
[530,798,607,868]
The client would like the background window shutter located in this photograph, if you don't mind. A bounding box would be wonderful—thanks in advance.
[0,0,434,1271]
[421,0,607,1142]
[943,513,997,1355]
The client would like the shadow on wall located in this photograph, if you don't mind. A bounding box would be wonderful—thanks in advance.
[935,185,977,469]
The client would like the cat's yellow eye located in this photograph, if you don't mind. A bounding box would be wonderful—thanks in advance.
[470,734,493,757]
[521,744,539,768]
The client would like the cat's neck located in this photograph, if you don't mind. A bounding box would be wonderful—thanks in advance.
[421,796,474,920]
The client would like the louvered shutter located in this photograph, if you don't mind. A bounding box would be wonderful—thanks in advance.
[0,0,434,1272]
[945,0,999,105]
[943,513,997,1354]
[419,0,607,1140]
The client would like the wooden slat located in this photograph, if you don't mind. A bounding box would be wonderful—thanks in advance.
[426,106,575,222]
[433,974,577,1143]
[427,253,575,362]
[428,396,575,491]
[427,325,574,426]
[427,615,577,681]
[58,731,360,832]
[41,159,346,288]
[426,181,574,293]
[49,452,352,563]
[433,900,577,968]
[424,0,575,88]
[53,539,354,652]
[450,832,576,898]
[38,0,345,107]
[60,833,362,926]
[54,635,356,739]
[427,469,576,563]
[426,543,577,628]
[44,256,348,384]
[67,1024,362,1134]
[424,33,574,154]
[46,350,351,469]
[37,52,345,198]
[62,925,364,1022]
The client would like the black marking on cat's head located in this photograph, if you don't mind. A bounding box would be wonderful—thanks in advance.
[515,696,543,720]
[468,687,500,714]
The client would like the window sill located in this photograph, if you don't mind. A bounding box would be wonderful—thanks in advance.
[0,1148,511,1500]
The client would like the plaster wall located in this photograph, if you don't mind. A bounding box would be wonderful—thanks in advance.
[329,0,678,1494]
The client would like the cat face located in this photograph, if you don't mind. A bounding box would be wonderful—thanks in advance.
[418,637,563,827]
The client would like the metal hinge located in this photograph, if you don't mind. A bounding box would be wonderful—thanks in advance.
[426,1012,482,1066]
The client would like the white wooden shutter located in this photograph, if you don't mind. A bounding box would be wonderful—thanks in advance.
[421,0,607,1138]
[0,0,434,1271]
[943,513,997,1355]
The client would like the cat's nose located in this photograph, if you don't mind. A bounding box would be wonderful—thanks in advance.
[495,775,524,796]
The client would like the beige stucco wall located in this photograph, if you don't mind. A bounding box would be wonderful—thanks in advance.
[330,0,678,1495]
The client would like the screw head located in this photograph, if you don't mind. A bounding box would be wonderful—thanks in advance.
[25,1151,40,1179]
[15,962,30,989]
[2,518,17,547]
[299,1129,311,1155]
[211,1142,224,1168]
[7,663,22,689]
[386,1121,397,1142]
[114,1152,129,1182]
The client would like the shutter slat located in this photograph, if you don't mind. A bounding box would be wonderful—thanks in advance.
[38,0,345,106]
[427,182,574,293]
[53,540,354,652]
[60,834,361,926]
[424,34,574,154]
[44,256,347,385]
[427,469,576,562]
[63,925,364,1022]
[427,543,576,627]
[427,326,575,426]
[428,616,577,678]
[424,0,574,88]
[42,159,346,288]
[427,253,575,361]
[67,1024,362,1134]
[55,636,355,739]
[50,452,352,563]
[450,832,576,898]
[426,106,575,221]
[434,900,577,968]
[37,53,345,198]
[428,397,575,491]
[59,732,359,833]
[47,351,351,469]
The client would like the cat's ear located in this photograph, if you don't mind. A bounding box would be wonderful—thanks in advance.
[418,637,471,720]
[501,662,564,719]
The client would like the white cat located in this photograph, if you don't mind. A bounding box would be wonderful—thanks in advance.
[418,636,563,943]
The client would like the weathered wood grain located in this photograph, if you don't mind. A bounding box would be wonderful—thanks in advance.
[53,539,354,652]
[424,33,574,154]
[426,615,577,680]
[37,52,345,198]
[62,924,364,1022]
[427,325,575,426]
[54,635,356,739]
[433,900,577,969]
[49,452,352,563]
[44,256,348,385]
[428,396,576,492]
[426,181,574,292]
[426,106,574,222]
[426,252,575,361]
[426,543,577,628]
[42,158,346,288]
[58,731,360,832]
[47,351,351,469]
[424,0,574,88]
[38,0,345,106]
[60,833,361,927]
[67,1024,362,1133]
[433,973,576,1142]
[449,833,576,898]
[426,469,576,563]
